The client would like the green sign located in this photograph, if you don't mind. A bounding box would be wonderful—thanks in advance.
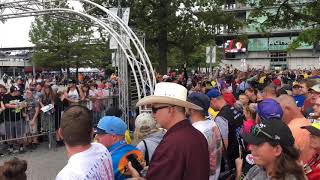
[248,37,313,51]
[248,38,268,51]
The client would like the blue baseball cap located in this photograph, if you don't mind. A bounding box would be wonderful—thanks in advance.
[257,99,283,120]
[207,88,221,99]
[95,116,127,135]
[187,92,210,116]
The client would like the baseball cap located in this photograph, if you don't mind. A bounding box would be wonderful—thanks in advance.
[207,88,221,99]
[272,79,281,87]
[309,84,320,93]
[257,98,283,120]
[301,121,320,136]
[292,81,301,89]
[223,92,236,106]
[187,92,210,116]
[162,75,169,79]
[95,116,127,135]
[135,113,157,134]
[243,118,295,146]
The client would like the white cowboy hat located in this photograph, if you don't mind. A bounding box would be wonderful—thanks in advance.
[136,82,202,110]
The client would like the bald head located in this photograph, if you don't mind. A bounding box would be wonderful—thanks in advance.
[277,95,304,124]
[263,85,277,99]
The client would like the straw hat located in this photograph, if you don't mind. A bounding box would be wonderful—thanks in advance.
[136,82,202,110]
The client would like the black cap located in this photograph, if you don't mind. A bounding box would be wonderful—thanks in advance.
[187,92,210,116]
[243,118,295,146]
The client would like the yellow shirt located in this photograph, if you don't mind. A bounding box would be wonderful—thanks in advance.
[208,107,219,118]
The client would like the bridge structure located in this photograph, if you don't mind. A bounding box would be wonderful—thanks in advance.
[0,0,156,123]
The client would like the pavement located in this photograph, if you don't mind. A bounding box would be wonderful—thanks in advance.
[0,143,68,180]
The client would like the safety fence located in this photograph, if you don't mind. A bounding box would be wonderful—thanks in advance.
[0,96,119,149]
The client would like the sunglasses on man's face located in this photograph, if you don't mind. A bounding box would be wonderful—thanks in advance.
[251,126,275,140]
[151,105,175,114]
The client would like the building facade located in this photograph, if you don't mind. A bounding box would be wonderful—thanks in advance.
[0,47,33,77]
[219,0,320,70]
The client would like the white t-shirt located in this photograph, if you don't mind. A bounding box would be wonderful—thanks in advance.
[192,120,222,180]
[56,143,114,180]
[68,88,80,101]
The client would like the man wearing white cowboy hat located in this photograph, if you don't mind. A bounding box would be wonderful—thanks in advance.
[128,82,210,180]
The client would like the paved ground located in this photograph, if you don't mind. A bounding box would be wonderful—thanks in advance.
[0,143,68,180]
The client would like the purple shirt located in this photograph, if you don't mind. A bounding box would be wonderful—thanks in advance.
[146,120,210,180]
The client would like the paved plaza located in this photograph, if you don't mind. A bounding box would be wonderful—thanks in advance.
[0,144,67,180]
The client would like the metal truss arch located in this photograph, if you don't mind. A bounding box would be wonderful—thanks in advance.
[0,0,155,122]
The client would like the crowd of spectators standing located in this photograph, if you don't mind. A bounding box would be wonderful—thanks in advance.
[0,72,119,154]
[2,65,320,180]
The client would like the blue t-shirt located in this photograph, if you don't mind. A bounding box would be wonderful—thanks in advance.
[292,95,306,107]
[108,140,144,180]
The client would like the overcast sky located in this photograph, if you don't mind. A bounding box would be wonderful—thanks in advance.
[0,17,34,48]
[0,1,83,48]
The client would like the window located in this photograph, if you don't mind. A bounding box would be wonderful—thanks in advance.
[270,52,287,62]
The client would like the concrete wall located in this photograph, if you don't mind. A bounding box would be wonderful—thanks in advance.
[0,59,32,67]
[222,59,270,70]
[223,49,320,70]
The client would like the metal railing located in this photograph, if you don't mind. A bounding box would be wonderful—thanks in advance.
[0,96,119,149]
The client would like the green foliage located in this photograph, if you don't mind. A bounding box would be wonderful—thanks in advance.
[241,0,320,50]
[87,0,242,73]
[29,2,110,71]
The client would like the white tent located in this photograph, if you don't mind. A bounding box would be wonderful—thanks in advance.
[69,68,100,73]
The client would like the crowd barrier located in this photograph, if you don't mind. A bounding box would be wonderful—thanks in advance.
[0,96,119,149]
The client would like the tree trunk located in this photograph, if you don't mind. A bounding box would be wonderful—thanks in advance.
[158,30,168,75]
[158,0,168,75]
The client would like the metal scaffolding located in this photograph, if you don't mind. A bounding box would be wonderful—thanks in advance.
[0,0,156,123]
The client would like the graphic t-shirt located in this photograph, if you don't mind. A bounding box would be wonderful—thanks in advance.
[25,98,39,121]
[192,120,222,180]
[56,143,114,180]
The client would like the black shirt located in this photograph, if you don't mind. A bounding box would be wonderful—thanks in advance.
[3,94,24,122]
[216,105,244,170]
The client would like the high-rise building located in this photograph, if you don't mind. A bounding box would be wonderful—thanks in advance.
[218,0,320,70]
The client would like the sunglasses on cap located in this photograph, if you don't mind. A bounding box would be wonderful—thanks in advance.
[151,105,175,114]
[251,126,276,141]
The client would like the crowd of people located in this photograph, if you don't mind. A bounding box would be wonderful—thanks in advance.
[2,65,320,180]
[53,66,320,180]
[0,72,119,154]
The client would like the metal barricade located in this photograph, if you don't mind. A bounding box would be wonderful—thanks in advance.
[0,95,119,152]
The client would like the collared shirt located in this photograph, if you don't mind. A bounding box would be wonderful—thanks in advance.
[108,140,144,180]
[146,120,210,180]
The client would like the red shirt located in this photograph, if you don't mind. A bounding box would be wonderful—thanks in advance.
[146,120,210,180]
[305,154,320,180]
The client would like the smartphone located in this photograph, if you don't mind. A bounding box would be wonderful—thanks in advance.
[126,154,143,176]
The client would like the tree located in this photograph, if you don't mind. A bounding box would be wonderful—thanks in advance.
[87,0,242,74]
[29,2,110,78]
[241,0,320,50]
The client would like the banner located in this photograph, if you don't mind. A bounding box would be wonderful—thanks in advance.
[248,37,313,51]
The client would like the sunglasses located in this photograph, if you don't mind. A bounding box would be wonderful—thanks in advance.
[151,105,175,114]
[251,126,275,140]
